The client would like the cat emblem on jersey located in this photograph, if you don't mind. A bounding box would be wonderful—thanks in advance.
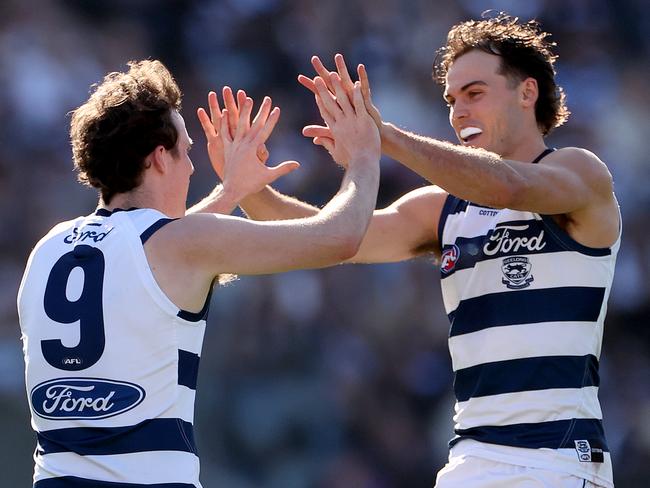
[440,244,460,274]
[501,256,534,289]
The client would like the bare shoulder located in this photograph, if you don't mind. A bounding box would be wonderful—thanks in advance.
[386,185,448,247]
[543,147,614,196]
[544,148,619,247]
[151,212,224,247]
[142,213,226,312]
[389,185,448,213]
[144,212,242,272]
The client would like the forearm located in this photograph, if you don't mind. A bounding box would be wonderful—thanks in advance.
[186,185,240,215]
[381,123,523,208]
[239,186,319,221]
[315,156,380,249]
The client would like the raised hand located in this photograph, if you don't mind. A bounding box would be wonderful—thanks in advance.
[298,54,382,129]
[197,89,299,200]
[306,74,380,168]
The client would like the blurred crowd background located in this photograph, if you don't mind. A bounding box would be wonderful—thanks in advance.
[1,0,649,486]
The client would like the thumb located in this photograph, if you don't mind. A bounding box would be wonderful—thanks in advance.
[268,160,300,178]
[313,137,335,155]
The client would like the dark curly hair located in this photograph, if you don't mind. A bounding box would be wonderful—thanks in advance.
[70,60,182,204]
[434,13,570,135]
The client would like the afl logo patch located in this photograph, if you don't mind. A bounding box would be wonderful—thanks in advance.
[440,244,460,274]
[31,378,145,420]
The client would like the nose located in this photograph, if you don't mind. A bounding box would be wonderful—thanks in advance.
[449,103,469,133]
[451,101,470,122]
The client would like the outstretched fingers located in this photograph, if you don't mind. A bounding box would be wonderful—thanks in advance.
[197,106,217,139]
[250,96,272,137]
[297,74,317,95]
[330,73,353,115]
[351,81,364,113]
[314,76,341,122]
[232,97,253,142]
[222,87,239,138]
[334,53,355,94]
[255,106,281,145]
[208,91,222,128]
[357,65,373,109]
[220,109,233,144]
[236,90,251,130]
[311,56,336,94]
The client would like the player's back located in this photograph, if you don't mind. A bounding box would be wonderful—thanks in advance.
[18,207,208,488]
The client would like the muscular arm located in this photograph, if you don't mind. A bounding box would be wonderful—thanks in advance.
[147,156,378,313]
[302,55,616,219]
[180,158,379,275]
[238,184,446,264]
[239,185,318,220]
[148,80,381,312]
[191,77,384,273]
[383,125,615,213]
[348,185,446,263]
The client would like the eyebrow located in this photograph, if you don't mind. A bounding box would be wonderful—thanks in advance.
[443,80,488,101]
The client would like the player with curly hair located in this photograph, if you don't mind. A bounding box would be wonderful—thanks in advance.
[210,13,620,488]
[18,59,380,487]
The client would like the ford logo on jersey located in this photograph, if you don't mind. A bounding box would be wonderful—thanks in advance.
[31,378,145,420]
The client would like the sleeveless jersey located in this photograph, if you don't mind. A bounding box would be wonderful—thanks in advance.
[437,154,619,488]
[18,208,210,488]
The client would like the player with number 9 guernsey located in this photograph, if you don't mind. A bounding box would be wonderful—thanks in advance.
[17,59,381,487]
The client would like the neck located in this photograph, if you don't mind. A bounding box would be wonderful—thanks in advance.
[101,188,178,217]
[501,124,548,162]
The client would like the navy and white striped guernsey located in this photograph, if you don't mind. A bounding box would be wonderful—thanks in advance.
[18,208,210,487]
[437,150,619,487]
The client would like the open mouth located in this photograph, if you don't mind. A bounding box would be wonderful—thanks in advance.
[459,126,482,144]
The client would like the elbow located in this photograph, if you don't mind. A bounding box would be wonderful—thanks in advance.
[331,234,363,262]
[323,231,364,263]
[489,177,530,210]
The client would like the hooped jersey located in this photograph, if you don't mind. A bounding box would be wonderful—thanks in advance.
[18,208,210,488]
[437,153,619,488]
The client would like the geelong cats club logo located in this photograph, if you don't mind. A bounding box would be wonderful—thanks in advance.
[501,256,534,289]
[440,244,460,274]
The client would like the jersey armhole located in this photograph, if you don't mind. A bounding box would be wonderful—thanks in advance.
[539,215,615,257]
[139,216,213,323]
[437,195,468,253]
[140,218,177,244]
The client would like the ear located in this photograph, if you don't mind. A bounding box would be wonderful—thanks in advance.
[147,145,168,174]
[520,77,538,108]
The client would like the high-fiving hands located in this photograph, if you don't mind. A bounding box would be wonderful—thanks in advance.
[299,53,383,158]
[306,74,380,168]
[196,53,381,201]
[197,88,300,199]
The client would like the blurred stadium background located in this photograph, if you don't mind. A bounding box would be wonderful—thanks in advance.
[1,0,649,486]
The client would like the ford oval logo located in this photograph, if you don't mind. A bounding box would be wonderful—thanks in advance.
[30,378,145,420]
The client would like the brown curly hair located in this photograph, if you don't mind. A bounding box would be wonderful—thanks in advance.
[434,13,570,135]
[70,60,182,204]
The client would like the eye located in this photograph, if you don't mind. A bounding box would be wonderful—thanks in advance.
[468,91,482,99]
